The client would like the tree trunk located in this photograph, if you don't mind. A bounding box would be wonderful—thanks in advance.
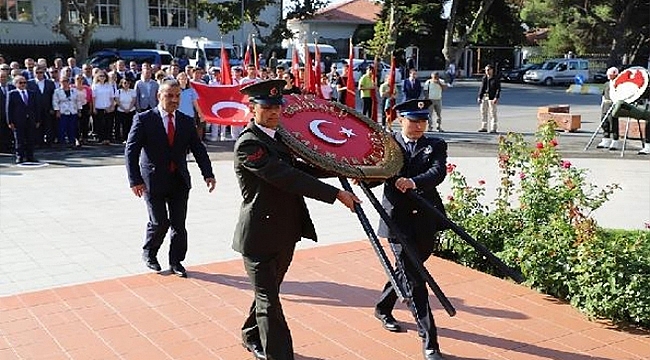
[607,0,636,66]
[56,0,97,63]
[442,0,495,67]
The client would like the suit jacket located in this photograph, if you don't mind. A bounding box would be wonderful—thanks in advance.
[477,75,501,100]
[1,84,15,125]
[134,79,159,111]
[125,108,214,194]
[403,78,422,100]
[232,122,339,256]
[27,78,56,119]
[6,89,37,126]
[377,133,450,247]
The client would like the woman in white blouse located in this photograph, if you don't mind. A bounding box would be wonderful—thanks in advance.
[114,78,137,143]
[91,70,116,145]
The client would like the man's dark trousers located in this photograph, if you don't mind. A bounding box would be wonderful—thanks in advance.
[376,240,439,352]
[142,172,189,264]
[242,245,295,360]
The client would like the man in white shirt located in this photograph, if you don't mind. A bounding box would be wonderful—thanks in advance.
[423,72,447,132]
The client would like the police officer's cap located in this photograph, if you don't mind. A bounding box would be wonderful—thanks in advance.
[240,79,285,105]
[393,99,432,121]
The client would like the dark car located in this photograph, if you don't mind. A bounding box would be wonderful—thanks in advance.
[504,63,541,83]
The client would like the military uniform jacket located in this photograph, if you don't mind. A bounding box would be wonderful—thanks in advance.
[233,122,339,256]
[377,133,450,248]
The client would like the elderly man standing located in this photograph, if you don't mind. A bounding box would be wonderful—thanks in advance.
[6,76,38,163]
[596,67,621,150]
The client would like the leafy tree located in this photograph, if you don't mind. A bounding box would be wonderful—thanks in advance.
[54,0,98,62]
[196,0,277,39]
[285,0,331,20]
[520,0,650,66]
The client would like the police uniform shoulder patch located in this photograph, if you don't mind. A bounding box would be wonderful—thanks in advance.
[247,147,266,162]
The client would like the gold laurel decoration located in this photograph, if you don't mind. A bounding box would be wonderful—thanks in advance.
[278,94,403,180]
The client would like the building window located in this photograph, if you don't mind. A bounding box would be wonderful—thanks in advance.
[95,0,120,26]
[0,0,33,22]
[68,0,120,27]
[148,0,197,28]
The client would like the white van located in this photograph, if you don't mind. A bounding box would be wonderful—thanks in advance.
[281,42,339,71]
[174,36,241,70]
[523,58,590,86]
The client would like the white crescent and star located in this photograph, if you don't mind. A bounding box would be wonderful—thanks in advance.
[211,101,250,119]
[309,120,356,145]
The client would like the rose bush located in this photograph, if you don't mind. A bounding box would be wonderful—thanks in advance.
[440,121,649,328]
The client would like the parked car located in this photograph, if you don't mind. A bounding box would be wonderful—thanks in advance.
[523,58,590,86]
[503,63,541,83]
[87,49,173,70]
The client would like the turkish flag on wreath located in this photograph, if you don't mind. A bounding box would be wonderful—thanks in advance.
[191,82,253,125]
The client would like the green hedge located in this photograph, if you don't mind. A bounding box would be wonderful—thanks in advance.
[440,122,650,329]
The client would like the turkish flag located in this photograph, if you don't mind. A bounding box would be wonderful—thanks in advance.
[345,38,356,109]
[191,82,252,125]
[220,44,232,85]
[304,43,314,94]
[387,55,397,122]
[292,47,301,88]
[314,45,323,98]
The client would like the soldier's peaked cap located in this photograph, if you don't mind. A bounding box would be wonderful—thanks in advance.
[393,99,432,121]
[240,79,285,105]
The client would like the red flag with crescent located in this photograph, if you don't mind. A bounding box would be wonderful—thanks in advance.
[292,47,301,88]
[314,44,323,98]
[387,55,397,121]
[278,94,403,180]
[243,37,251,77]
[220,44,232,85]
[345,38,356,109]
[304,43,314,94]
[191,82,252,125]
[371,56,379,122]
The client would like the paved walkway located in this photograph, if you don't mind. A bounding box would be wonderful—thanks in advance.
[1,241,649,360]
[1,157,649,359]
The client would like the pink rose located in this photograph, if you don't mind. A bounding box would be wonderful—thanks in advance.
[550,139,558,147]
[478,180,486,186]
[536,142,544,149]
[447,195,454,201]
[561,160,571,169]
[519,172,526,179]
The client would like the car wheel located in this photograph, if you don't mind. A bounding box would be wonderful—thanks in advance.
[544,77,553,86]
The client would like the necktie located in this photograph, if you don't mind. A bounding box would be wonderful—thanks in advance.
[407,141,416,155]
[167,113,176,172]
[21,90,28,104]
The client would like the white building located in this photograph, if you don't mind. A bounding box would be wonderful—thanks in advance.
[0,0,281,50]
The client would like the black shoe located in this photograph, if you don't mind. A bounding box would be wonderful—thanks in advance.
[374,311,402,332]
[242,340,266,359]
[477,128,487,132]
[424,349,445,360]
[170,263,187,278]
[143,256,161,272]
[26,158,38,163]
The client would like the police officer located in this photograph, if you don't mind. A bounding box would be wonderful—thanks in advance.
[373,99,449,360]
[233,79,359,360]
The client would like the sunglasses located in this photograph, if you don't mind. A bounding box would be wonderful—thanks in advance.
[17,81,26,84]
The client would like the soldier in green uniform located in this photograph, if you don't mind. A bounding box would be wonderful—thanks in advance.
[233,79,359,360]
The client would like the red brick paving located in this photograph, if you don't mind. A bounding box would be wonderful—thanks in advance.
[1,241,649,360]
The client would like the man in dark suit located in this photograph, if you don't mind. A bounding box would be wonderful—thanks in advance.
[6,76,38,163]
[233,80,359,360]
[0,70,15,153]
[125,79,216,278]
[403,68,422,101]
[27,66,56,146]
[373,99,449,360]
